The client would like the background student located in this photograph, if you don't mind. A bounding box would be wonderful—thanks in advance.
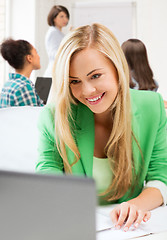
[36,24,167,231]
[0,38,43,107]
[44,5,70,77]
[121,39,159,91]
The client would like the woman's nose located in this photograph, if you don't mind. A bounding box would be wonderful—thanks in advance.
[82,82,96,96]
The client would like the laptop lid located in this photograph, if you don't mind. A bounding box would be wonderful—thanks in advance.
[0,170,96,240]
[35,77,52,104]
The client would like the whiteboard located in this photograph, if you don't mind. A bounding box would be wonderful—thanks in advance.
[72,1,136,44]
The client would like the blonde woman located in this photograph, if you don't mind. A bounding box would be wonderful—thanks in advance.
[36,24,167,231]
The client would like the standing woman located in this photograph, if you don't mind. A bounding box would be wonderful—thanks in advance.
[0,38,43,107]
[121,39,159,91]
[44,5,70,77]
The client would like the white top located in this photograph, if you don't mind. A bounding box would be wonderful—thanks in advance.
[44,26,65,77]
[93,156,167,205]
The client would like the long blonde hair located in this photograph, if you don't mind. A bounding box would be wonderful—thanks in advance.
[48,23,137,201]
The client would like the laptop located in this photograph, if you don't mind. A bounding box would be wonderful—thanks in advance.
[35,77,52,104]
[0,170,96,240]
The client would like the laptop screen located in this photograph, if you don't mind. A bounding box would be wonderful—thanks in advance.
[0,170,96,240]
[35,77,52,104]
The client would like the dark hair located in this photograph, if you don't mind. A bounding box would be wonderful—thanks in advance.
[121,39,158,91]
[0,38,32,69]
[47,5,70,26]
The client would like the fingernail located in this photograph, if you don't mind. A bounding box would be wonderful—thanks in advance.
[115,225,121,230]
[124,227,129,232]
[144,218,148,222]
[134,223,139,228]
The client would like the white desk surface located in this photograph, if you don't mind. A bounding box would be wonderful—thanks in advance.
[137,231,167,239]
[96,205,167,240]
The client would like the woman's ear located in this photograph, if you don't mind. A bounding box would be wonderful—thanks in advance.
[26,54,32,63]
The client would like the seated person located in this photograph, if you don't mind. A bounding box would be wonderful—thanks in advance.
[121,39,158,91]
[0,38,44,107]
[36,24,167,231]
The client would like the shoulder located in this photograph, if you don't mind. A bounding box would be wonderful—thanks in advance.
[37,104,56,139]
[45,27,57,41]
[14,80,34,95]
[39,102,93,131]
[38,103,55,124]
[3,79,26,93]
[46,26,63,37]
[46,26,56,34]
[39,102,88,122]
[130,89,165,119]
[130,89,163,106]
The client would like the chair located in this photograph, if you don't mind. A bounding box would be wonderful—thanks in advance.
[0,106,43,172]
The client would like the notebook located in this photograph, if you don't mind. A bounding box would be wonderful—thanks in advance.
[0,170,96,240]
[35,77,52,104]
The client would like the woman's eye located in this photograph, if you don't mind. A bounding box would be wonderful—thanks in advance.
[70,80,80,85]
[91,74,101,79]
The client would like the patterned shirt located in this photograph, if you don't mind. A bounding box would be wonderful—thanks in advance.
[0,73,44,108]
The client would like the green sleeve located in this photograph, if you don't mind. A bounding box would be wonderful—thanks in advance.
[36,104,64,174]
[146,93,167,185]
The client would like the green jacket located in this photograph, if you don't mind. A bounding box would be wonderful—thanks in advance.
[36,89,167,203]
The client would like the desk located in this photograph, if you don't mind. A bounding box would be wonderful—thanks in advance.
[137,231,167,239]
[96,205,167,240]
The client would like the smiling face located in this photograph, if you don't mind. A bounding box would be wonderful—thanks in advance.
[69,47,119,115]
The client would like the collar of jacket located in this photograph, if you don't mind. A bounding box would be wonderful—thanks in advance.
[67,102,94,177]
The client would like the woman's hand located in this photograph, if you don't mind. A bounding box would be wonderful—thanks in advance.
[110,202,151,231]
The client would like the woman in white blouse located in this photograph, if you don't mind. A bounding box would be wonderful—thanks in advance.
[44,5,70,77]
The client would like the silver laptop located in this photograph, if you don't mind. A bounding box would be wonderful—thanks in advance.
[0,170,96,240]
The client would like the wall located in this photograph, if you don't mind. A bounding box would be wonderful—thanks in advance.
[135,0,167,99]
[1,0,56,83]
[34,0,55,80]
[72,2,136,44]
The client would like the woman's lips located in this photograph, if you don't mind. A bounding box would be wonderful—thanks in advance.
[86,92,105,105]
